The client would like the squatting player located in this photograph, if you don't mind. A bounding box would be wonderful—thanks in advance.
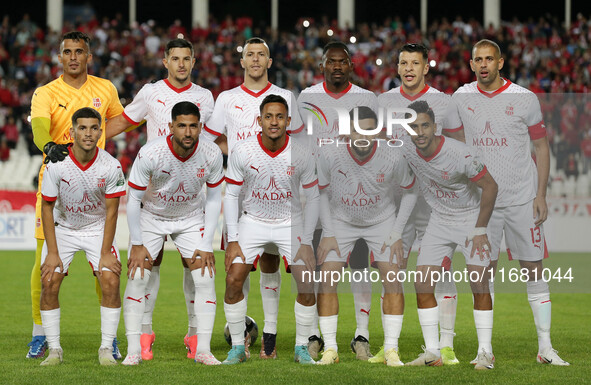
[222,95,320,365]
[376,43,459,365]
[39,107,126,366]
[297,41,379,359]
[106,38,216,361]
[29,31,124,359]
[122,102,224,365]
[205,37,304,359]
[444,39,569,366]
[315,107,417,366]
[402,101,498,370]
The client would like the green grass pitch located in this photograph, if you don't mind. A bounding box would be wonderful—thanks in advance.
[1,250,589,384]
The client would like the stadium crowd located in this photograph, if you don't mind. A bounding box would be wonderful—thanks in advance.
[0,12,590,181]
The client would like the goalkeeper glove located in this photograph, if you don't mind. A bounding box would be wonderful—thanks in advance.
[43,142,70,164]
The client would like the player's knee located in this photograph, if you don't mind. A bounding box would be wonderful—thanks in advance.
[41,278,60,297]
[100,273,120,296]
[225,274,245,300]
[297,293,316,306]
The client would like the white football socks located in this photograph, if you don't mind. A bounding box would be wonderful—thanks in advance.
[527,280,552,352]
[224,298,247,346]
[141,265,159,334]
[318,315,338,351]
[100,306,121,350]
[417,306,440,354]
[435,275,457,349]
[295,302,316,346]
[260,271,281,334]
[474,309,493,354]
[184,267,197,336]
[192,268,216,353]
[124,268,151,355]
[383,314,403,351]
[351,268,371,340]
[40,308,60,350]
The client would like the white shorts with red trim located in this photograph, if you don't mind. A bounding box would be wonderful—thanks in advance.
[417,216,496,268]
[139,211,208,260]
[231,215,299,271]
[323,217,393,267]
[488,201,549,262]
[41,227,120,274]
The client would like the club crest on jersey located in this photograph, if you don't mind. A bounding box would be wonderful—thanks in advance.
[97,178,106,188]
[505,106,514,116]
[441,171,449,180]
[287,166,294,176]
[376,173,384,183]
[197,168,205,178]
[93,97,102,108]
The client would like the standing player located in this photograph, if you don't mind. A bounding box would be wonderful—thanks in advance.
[402,101,498,370]
[297,41,379,359]
[222,94,319,365]
[375,43,459,365]
[205,37,303,359]
[444,39,569,366]
[106,38,215,360]
[39,107,126,366]
[29,31,124,359]
[315,107,417,366]
[122,102,223,366]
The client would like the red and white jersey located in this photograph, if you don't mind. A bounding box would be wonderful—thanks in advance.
[225,133,318,224]
[378,85,450,137]
[41,147,126,235]
[128,135,224,221]
[444,79,546,207]
[207,82,303,155]
[403,136,488,225]
[297,82,379,144]
[317,144,415,226]
[122,79,215,142]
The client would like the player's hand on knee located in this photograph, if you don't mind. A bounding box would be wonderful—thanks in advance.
[41,252,63,282]
[294,244,315,272]
[193,249,216,277]
[225,242,245,273]
[99,250,122,277]
[470,234,491,261]
[43,142,70,164]
[388,239,404,268]
[128,245,152,279]
[317,237,340,265]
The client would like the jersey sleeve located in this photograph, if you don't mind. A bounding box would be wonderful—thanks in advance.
[122,85,148,125]
[225,146,244,185]
[105,81,124,120]
[41,162,59,201]
[442,94,463,133]
[525,93,546,140]
[31,86,52,120]
[200,89,216,130]
[395,156,416,189]
[317,150,331,189]
[205,92,226,137]
[288,91,305,135]
[206,146,225,187]
[128,148,152,190]
[300,150,318,189]
[106,159,127,198]
[463,151,488,182]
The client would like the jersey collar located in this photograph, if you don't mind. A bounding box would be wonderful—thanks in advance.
[347,141,378,166]
[400,84,430,101]
[416,135,445,162]
[164,79,192,93]
[257,132,289,158]
[167,134,198,162]
[69,144,98,171]
[477,78,511,98]
[240,82,272,98]
[323,82,353,99]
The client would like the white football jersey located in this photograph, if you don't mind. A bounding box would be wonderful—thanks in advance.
[297,82,379,144]
[207,83,303,155]
[42,147,126,235]
[128,136,224,221]
[317,143,415,227]
[225,133,317,224]
[445,79,545,207]
[403,136,488,225]
[122,79,215,142]
[377,85,450,137]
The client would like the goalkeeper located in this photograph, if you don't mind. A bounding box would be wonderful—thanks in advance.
[27,31,124,359]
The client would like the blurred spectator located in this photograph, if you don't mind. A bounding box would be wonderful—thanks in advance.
[0,137,9,161]
[564,153,579,180]
[581,132,591,174]
[1,115,18,149]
